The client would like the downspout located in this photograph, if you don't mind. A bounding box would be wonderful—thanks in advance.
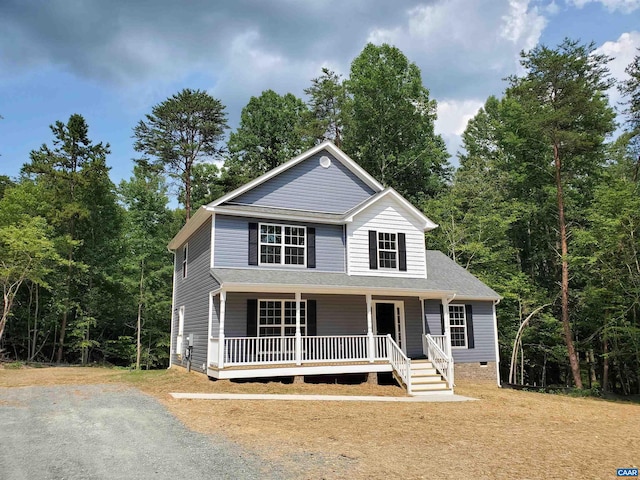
[168,251,177,369]
[493,298,501,387]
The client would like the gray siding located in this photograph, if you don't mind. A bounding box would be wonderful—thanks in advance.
[229,151,375,213]
[171,217,217,372]
[214,214,345,272]
[424,299,496,363]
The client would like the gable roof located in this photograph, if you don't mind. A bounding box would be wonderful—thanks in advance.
[208,141,384,208]
[344,188,438,231]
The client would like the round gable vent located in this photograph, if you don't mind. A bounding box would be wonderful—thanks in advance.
[319,155,332,168]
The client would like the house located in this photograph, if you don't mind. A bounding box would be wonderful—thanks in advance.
[167,141,501,395]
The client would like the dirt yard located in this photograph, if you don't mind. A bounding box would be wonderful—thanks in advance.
[1,365,638,479]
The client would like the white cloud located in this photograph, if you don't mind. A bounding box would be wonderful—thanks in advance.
[568,0,640,12]
[594,31,640,108]
[435,99,485,160]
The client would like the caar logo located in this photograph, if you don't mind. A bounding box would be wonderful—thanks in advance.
[617,469,639,477]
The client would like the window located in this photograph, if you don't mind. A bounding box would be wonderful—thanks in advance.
[449,304,468,348]
[176,306,185,354]
[258,300,306,337]
[259,223,306,266]
[378,232,397,269]
[182,244,188,278]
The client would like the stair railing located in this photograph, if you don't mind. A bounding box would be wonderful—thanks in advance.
[386,334,412,395]
[424,334,454,388]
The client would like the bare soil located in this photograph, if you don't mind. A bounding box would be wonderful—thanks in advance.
[1,365,638,479]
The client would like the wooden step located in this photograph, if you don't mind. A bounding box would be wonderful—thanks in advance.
[411,382,450,391]
[411,375,446,385]
[411,366,438,375]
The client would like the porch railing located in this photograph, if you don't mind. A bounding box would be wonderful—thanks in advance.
[223,335,391,367]
[386,334,412,395]
[424,334,454,387]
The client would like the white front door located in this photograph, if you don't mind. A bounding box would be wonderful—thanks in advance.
[373,301,407,354]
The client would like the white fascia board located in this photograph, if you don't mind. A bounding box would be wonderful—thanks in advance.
[448,295,503,302]
[207,141,384,208]
[210,206,346,225]
[167,207,210,251]
[344,188,438,231]
[220,282,455,297]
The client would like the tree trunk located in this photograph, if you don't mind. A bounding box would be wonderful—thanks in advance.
[30,283,39,361]
[136,259,144,371]
[56,247,73,364]
[185,161,192,220]
[553,142,583,389]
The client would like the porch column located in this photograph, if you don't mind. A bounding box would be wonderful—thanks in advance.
[295,291,302,366]
[218,290,226,369]
[420,297,426,357]
[366,293,374,363]
[441,297,452,359]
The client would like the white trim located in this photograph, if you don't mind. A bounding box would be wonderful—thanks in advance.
[377,231,399,270]
[257,298,307,337]
[218,290,227,368]
[220,282,455,297]
[181,243,188,279]
[209,362,393,379]
[448,303,468,349]
[210,213,216,269]
[492,300,501,387]
[258,222,307,268]
[344,188,438,232]
[366,294,374,363]
[207,291,215,367]
[208,141,384,208]
[167,207,210,251]
[372,300,406,355]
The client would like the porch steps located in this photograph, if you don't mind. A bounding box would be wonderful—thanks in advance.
[409,360,451,396]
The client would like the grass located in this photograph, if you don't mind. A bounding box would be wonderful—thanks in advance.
[1,365,638,479]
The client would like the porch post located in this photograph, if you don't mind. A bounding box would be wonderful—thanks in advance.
[366,293,374,363]
[218,290,226,369]
[420,297,426,357]
[441,297,452,358]
[295,291,302,366]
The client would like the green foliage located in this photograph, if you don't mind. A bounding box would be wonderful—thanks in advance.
[134,88,228,219]
[304,68,347,147]
[343,43,451,204]
[224,90,314,191]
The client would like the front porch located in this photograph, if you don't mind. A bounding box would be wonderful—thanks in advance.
[203,281,459,395]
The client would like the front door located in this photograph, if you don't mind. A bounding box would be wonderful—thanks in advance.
[375,301,406,353]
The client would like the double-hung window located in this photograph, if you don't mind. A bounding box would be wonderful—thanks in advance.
[258,300,306,337]
[259,223,306,266]
[449,304,468,348]
[182,244,188,278]
[378,232,397,269]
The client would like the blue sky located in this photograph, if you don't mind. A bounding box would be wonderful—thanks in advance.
[1,0,638,189]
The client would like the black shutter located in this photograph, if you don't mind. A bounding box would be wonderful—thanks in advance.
[369,230,378,270]
[439,303,445,335]
[247,299,258,337]
[398,232,407,271]
[423,300,431,334]
[307,227,316,269]
[307,300,317,336]
[465,304,475,349]
[248,223,258,265]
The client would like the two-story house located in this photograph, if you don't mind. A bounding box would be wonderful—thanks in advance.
[167,142,500,395]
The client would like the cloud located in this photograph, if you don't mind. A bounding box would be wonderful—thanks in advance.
[567,0,640,13]
[435,99,485,160]
[594,31,640,109]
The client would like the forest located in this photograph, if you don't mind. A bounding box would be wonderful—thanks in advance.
[1,39,639,395]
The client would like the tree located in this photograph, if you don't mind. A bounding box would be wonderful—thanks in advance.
[619,50,640,160]
[343,43,450,204]
[182,162,224,210]
[224,90,314,189]
[134,89,228,220]
[0,217,61,346]
[22,114,111,363]
[506,39,616,388]
[120,166,175,369]
[304,68,347,147]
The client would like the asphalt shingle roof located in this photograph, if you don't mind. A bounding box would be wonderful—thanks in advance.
[210,250,500,300]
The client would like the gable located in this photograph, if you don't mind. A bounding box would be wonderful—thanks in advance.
[226,150,376,213]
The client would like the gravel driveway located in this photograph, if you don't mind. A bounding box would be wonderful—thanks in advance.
[0,384,285,480]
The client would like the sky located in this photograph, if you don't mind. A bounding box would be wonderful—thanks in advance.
[1,0,639,188]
